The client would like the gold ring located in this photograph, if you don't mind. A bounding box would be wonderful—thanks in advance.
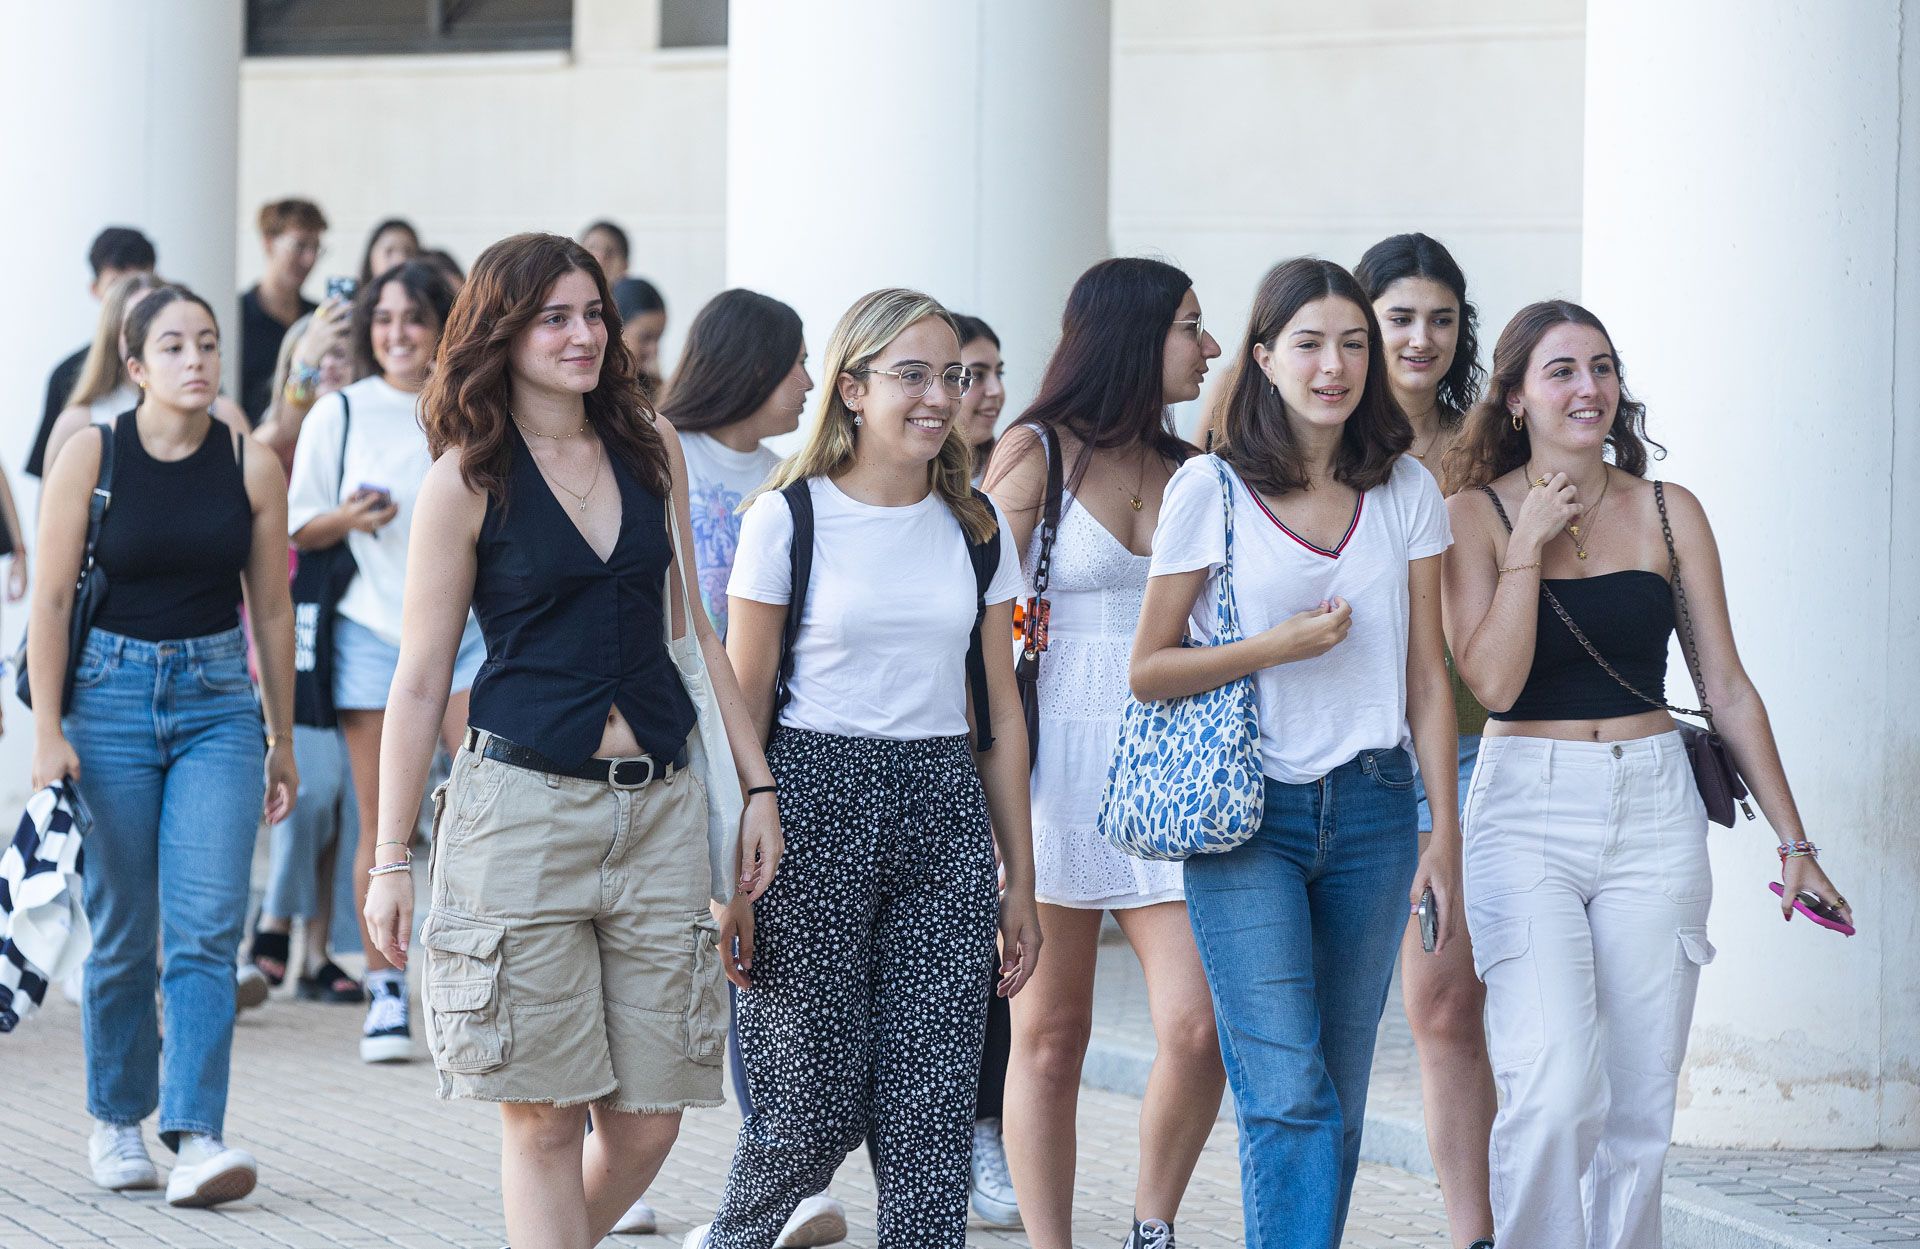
[1532,476,1550,489]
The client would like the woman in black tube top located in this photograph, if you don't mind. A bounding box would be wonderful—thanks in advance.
[1438,299,1852,1249]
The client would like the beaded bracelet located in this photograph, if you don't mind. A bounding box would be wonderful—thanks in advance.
[1776,840,1819,861]
[1498,561,1543,576]
[367,861,412,878]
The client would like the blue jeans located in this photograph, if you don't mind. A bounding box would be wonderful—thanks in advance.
[66,627,265,1148]
[1184,749,1419,1249]
[261,725,359,938]
[1414,733,1481,833]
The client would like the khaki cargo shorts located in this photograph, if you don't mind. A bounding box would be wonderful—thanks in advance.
[420,736,726,1113]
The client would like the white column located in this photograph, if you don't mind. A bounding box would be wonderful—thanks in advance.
[1582,0,1919,1148]
[725,0,1110,412]
[0,1,243,807]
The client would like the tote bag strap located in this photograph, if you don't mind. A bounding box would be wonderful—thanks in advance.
[1208,456,1244,642]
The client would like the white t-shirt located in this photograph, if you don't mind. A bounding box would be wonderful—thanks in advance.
[729,476,1027,740]
[679,430,781,639]
[1149,453,1451,784]
[286,376,434,647]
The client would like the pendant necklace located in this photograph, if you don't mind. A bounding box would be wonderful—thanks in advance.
[545,439,604,514]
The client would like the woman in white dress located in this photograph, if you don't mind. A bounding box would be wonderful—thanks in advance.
[984,257,1225,1249]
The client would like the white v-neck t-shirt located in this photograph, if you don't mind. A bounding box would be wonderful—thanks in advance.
[729,476,1026,741]
[1149,453,1451,784]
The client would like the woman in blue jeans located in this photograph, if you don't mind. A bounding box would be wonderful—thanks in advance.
[1132,258,1460,1248]
[29,285,298,1209]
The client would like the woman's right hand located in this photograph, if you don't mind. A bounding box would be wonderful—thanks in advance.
[292,296,351,371]
[1509,471,1582,558]
[339,490,399,534]
[365,870,415,969]
[1258,597,1353,665]
[32,733,80,790]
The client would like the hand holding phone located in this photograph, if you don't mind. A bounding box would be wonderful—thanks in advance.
[1769,882,1855,936]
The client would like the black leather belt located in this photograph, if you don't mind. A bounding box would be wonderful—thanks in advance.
[465,728,689,790]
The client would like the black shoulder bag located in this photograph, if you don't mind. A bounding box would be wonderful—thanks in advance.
[15,420,118,712]
[777,480,1002,752]
[291,395,359,728]
[1480,482,1754,826]
[1013,427,1063,767]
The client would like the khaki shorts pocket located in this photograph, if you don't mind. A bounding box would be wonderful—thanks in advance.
[1471,916,1542,1073]
[685,916,726,1066]
[422,910,510,1074]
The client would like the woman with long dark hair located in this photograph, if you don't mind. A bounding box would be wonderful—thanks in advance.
[31,285,298,1206]
[1355,231,1495,1249]
[952,314,1005,484]
[1132,257,1459,1248]
[358,217,420,285]
[984,257,1225,1249]
[1440,301,1852,1248]
[363,232,781,1249]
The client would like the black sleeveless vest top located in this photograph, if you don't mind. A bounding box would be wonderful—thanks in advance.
[93,411,251,642]
[467,431,695,767]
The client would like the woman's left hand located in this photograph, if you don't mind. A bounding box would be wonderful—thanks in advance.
[1411,836,1462,953]
[263,739,298,825]
[1783,855,1855,929]
[996,884,1043,999]
[735,790,783,901]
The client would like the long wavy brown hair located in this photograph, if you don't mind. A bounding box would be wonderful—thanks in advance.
[1440,299,1664,494]
[423,232,669,502]
[1216,257,1411,496]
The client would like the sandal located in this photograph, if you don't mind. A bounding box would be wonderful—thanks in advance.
[295,960,366,1004]
[247,930,290,987]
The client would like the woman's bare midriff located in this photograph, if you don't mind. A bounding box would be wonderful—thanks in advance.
[594,704,646,759]
[1484,707,1674,743]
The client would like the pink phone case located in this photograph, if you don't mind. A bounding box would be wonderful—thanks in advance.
[1769,881,1855,936]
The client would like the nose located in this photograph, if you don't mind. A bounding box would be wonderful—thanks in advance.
[1202,331,1222,360]
[921,385,955,415]
[1407,323,1430,351]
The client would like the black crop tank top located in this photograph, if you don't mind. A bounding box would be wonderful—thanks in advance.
[1489,571,1676,721]
[93,411,252,642]
[467,430,696,768]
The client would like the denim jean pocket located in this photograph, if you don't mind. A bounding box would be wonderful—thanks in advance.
[1471,916,1543,1072]
[422,910,510,1074]
[1364,747,1417,791]
[71,646,116,690]
[684,915,727,1066]
[1660,926,1716,1073]
[195,653,255,694]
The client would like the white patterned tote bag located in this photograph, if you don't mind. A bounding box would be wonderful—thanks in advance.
[1098,455,1263,861]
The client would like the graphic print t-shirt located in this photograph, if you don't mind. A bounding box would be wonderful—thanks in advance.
[678,430,781,638]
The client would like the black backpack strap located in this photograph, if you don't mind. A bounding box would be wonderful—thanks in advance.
[334,392,352,504]
[773,479,815,716]
[965,489,1002,753]
[82,419,120,573]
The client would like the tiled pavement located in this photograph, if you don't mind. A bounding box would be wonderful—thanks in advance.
[0,972,1447,1248]
[1086,934,1920,1248]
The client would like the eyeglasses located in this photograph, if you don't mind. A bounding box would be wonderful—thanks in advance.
[1171,314,1205,340]
[862,364,973,399]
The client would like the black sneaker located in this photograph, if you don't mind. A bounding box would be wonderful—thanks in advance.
[1124,1218,1172,1249]
[1467,1241,1495,1249]
[359,976,412,1062]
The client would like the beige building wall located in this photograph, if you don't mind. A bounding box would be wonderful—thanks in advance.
[236,0,1583,398]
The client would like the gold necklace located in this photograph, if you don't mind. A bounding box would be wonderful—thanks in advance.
[1125,450,1150,511]
[1410,423,1439,461]
[514,413,589,440]
[543,440,604,514]
[1529,462,1610,560]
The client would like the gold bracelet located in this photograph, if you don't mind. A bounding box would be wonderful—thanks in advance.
[1498,561,1542,575]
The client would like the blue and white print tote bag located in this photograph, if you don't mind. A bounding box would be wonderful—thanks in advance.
[1098,456,1263,861]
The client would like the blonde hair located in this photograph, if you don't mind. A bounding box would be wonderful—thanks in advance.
[69,272,162,408]
[757,288,995,542]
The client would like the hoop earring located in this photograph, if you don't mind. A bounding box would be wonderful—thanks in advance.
[1510,409,1524,432]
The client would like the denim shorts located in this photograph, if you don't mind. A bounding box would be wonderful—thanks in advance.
[332,613,485,711]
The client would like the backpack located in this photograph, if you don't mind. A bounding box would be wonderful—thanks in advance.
[773,479,1001,752]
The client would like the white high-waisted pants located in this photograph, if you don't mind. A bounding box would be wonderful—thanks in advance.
[1463,731,1714,1249]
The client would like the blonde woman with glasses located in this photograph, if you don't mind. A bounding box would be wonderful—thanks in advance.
[696,289,1042,1249]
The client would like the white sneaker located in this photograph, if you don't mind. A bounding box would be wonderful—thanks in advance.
[360,976,412,1063]
[777,1193,848,1247]
[165,1133,257,1207]
[969,1118,1022,1227]
[235,965,270,1010]
[612,1193,658,1234]
[89,1122,159,1191]
[682,1224,711,1249]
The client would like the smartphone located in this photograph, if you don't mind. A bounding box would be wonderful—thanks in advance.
[325,275,359,302]
[356,482,392,507]
[1769,882,1855,936]
[1417,886,1438,953]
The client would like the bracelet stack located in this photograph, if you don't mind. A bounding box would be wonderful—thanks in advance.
[1776,840,1819,861]
[368,840,413,878]
[284,363,321,406]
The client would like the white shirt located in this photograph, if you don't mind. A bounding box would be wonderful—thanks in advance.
[1150,453,1451,784]
[286,376,433,647]
[678,430,781,639]
[729,476,1026,741]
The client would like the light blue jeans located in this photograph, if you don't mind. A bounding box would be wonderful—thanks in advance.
[261,725,358,941]
[1184,749,1420,1249]
[66,627,265,1149]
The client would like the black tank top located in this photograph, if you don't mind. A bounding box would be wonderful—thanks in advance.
[1489,571,1676,721]
[467,430,696,768]
[93,411,252,642]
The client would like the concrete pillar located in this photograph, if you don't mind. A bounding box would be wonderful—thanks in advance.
[1582,0,1919,1148]
[0,1,244,807]
[725,0,1111,412]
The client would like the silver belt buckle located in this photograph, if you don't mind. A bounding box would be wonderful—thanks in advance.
[607,755,655,790]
